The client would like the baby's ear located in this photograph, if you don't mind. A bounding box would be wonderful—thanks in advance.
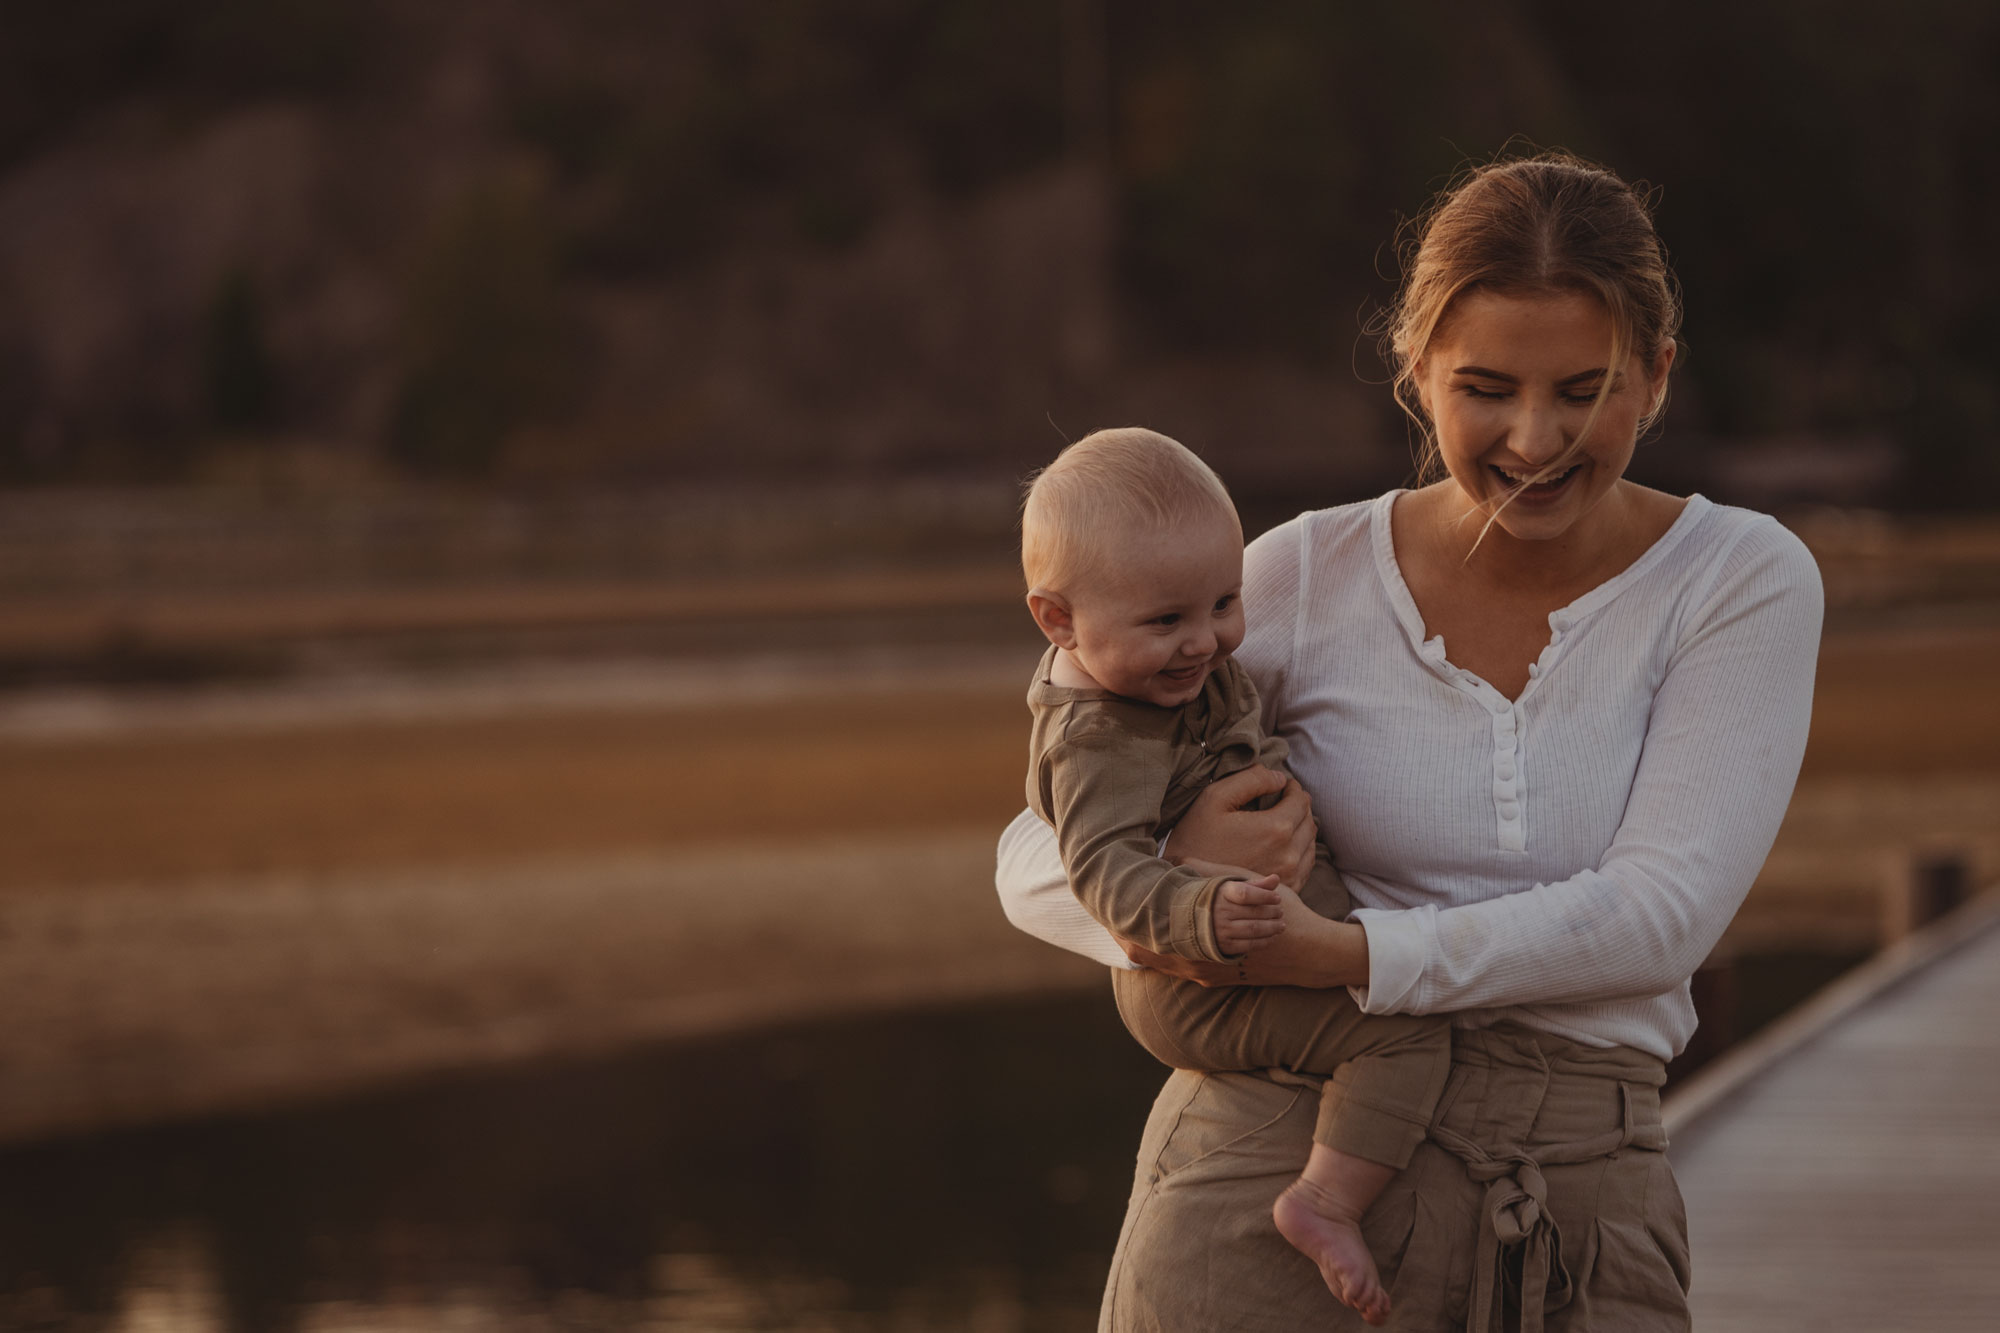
[1026,590,1077,649]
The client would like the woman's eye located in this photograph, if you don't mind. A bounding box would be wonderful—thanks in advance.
[1563,387,1606,405]
[1460,385,1506,400]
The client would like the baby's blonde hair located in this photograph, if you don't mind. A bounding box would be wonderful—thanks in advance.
[1021,427,1240,596]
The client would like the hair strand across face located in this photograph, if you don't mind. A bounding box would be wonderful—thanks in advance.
[1380,150,1682,489]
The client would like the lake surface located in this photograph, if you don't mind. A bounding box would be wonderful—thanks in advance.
[0,949,1861,1332]
[0,992,1162,1332]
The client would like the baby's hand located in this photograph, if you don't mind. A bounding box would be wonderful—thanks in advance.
[1214,874,1286,954]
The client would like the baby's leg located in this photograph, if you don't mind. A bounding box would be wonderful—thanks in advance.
[1112,968,1450,1325]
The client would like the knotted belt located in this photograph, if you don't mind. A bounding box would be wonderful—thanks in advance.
[1428,1049,1668,1333]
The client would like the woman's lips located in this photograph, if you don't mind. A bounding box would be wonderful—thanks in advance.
[1493,463,1580,500]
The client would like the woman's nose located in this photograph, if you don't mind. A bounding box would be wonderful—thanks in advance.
[1513,404,1567,464]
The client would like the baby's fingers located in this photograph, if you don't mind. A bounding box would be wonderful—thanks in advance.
[1221,876,1283,907]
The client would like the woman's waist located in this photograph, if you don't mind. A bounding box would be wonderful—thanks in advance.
[1422,992,1693,1066]
[1437,1020,1668,1152]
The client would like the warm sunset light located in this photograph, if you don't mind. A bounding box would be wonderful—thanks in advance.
[2,3,1995,1330]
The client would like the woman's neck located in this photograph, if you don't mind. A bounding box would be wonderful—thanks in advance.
[1413,480,1662,598]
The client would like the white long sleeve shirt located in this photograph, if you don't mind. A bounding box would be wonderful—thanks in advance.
[994,492,1824,1059]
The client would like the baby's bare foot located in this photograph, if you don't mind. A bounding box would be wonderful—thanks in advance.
[1274,1178,1390,1326]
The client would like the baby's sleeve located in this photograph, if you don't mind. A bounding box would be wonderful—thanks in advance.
[996,809,1136,969]
[1043,731,1240,963]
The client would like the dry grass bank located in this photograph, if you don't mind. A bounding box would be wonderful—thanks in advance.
[0,614,1994,1145]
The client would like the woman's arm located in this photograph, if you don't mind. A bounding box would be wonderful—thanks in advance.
[995,809,1137,970]
[1353,521,1825,1015]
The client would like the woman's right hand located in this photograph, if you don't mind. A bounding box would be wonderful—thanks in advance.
[1117,884,1365,989]
[1164,766,1319,886]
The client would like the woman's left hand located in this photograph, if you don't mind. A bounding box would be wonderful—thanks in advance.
[1117,886,1371,989]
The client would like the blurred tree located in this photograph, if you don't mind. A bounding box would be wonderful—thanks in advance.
[513,0,1069,277]
[0,0,375,168]
[390,177,573,477]
[1107,0,1593,359]
[202,268,277,435]
[0,0,1994,501]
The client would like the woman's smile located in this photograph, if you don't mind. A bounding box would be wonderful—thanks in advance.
[1489,461,1582,498]
[1418,289,1673,550]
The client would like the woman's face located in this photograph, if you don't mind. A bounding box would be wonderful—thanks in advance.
[1415,289,1673,545]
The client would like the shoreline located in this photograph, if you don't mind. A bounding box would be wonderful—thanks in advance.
[4,619,1996,1148]
[0,831,1103,1149]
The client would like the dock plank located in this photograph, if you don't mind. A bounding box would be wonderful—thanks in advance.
[1672,903,2000,1331]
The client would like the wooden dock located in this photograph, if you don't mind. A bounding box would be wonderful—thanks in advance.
[1667,892,2000,1331]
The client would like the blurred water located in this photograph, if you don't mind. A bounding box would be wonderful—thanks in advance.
[0,993,1160,1333]
[0,951,1864,1332]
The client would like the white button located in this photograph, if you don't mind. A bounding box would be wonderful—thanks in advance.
[1527,663,1539,678]
[1499,800,1519,819]
[1497,757,1516,780]
[1496,735,1516,753]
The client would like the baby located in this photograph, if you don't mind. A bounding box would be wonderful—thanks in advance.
[1021,427,1450,1323]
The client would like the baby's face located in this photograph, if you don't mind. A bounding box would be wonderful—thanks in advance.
[1064,515,1245,707]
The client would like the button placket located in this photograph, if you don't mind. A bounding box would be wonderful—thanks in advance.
[1493,705,1525,851]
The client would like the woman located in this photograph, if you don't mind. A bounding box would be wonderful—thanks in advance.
[996,152,1823,1330]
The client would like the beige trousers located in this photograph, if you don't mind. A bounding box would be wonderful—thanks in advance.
[1114,967,1451,1168]
[1098,1023,1690,1332]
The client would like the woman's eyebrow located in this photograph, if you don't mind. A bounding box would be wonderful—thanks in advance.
[1450,366,1615,384]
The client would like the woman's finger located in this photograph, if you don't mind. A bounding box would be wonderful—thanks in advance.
[1287,820,1318,878]
[1271,777,1314,824]
[1202,764,1290,811]
[1116,937,1244,987]
[1179,857,1261,882]
[1168,780,1306,880]
[1117,937,1163,966]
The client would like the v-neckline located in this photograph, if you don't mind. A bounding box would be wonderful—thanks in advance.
[1368,490,1712,705]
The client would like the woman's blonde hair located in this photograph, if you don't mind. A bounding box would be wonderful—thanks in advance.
[1020,427,1239,596]
[1381,150,1683,486]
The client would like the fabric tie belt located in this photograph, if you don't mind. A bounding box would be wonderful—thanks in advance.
[1429,1071,1667,1333]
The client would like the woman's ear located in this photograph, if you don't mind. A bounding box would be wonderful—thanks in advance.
[1646,340,1677,412]
[1026,589,1078,649]
[1410,358,1433,419]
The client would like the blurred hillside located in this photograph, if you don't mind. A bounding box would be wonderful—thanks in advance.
[0,0,1995,508]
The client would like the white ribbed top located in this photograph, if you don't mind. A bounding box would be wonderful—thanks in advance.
[995,491,1825,1059]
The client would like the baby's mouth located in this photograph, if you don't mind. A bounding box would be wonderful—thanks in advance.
[1160,664,1206,684]
[1492,463,1581,495]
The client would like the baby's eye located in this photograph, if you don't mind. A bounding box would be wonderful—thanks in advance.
[1212,594,1237,614]
[1151,613,1181,627]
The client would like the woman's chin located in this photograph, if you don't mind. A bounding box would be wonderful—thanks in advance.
[1476,474,1617,543]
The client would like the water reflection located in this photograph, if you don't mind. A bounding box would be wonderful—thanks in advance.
[0,992,1160,1332]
